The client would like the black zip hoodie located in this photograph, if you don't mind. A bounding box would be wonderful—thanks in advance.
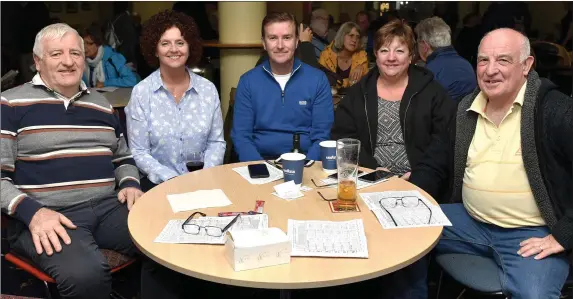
[331,64,457,171]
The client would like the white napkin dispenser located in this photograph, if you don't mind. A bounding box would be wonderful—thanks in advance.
[225,227,291,271]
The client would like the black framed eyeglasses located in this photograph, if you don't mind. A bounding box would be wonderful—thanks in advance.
[311,178,337,188]
[378,197,433,226]
[181,212,241,237]
[317,191,337,201]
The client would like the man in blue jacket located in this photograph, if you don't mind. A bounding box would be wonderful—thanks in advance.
[232,12,334,162]
[416,17,477,101]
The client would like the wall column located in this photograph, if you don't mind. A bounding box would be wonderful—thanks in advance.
[218,2,266,118]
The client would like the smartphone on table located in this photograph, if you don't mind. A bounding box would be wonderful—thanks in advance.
[248,163,270,179]
[357,170,395,183]
[327,170,364,180]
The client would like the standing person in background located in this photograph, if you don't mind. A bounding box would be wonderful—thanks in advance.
[456,12,482,70]
[106,2,138,70]
[126,10,225,193]
[15,2,51,84]
[416,17,477,101]
[309,8,332,60]
[356,11,371,50]
[319,22,368,89]
[81,24,139,88]
[560,2,573,51]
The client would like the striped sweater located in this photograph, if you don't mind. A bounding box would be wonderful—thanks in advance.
[1,75,141,225]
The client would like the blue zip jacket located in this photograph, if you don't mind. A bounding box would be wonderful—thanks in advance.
[426,46,476,101]
[231,58,334,161]
[82,45,139,88]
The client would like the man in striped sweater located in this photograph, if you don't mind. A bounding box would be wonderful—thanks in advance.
[1,23,143,299]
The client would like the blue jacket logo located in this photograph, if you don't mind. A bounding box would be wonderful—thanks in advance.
[299,100,307,105]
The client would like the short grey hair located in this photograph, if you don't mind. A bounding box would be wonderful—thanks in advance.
[311,8,328,20]
[479,28,531,62]
[33,23,84,58]
[415,17,451,49]
[333,22,362,52]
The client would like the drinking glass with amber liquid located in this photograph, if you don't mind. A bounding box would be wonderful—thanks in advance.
[336,138,361,210]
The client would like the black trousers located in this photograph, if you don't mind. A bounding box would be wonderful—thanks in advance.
[7,195,138,299]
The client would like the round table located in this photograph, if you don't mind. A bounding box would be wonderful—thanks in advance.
[128,162,441,290]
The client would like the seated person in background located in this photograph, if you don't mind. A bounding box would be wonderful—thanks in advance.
[1,23,143,299]
[310,8,332,60]
[409,28,573,299]
[256,23,320,70]
[81,24,139,88]
[125,10,225,192]
[415,17,477,101]
[232,12,334,162]
[331,19,455,180]
[319,22,368,89]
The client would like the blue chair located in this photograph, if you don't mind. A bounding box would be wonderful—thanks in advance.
[436,253,573,299]
[435,254,506,298]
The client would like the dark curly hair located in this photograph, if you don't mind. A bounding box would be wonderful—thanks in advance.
[140,9,203,68]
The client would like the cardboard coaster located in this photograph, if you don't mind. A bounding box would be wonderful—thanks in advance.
[329,201,361,213]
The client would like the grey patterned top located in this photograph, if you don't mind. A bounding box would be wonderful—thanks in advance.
[374,98,411,174]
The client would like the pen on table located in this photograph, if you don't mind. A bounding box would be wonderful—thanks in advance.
[217,211,261,217]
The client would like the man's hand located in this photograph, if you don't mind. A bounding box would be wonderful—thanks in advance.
[96,81,104,88]
[518,234,565,260]
[29,208,76,256]
[299,23,313,43]
[401,172,411,181]
[349,68,363,85]
[118,187,144,210]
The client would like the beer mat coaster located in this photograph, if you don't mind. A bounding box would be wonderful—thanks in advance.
[329,201,361,213]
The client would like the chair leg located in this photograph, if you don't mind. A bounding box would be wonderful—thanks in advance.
[436,270,444,299]
[45,281,61,299]
[455,288,466,299]
[110,290,127,299]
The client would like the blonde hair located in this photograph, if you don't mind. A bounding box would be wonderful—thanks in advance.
[333,22,362,52]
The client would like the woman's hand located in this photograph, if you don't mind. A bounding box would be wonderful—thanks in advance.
[349,68,363,85]
[299,24,313,43]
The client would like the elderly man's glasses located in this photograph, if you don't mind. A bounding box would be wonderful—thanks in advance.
[379,196,433,226]
[181,212,240,237]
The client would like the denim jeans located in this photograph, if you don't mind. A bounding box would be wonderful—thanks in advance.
[434,203,570,299]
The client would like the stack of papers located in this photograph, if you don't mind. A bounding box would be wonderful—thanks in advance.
[154,214,269,244]
[359,190,452,229]
[287,219,369,258]
[167,189,232,213]
[232,162,284,185]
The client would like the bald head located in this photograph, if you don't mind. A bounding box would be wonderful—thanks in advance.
[479,28,530,62]
[476,28,534,103]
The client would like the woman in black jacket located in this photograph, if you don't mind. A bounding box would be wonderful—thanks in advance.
[331,19,457,177]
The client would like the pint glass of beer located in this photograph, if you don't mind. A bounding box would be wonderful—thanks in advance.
[336,138,361,210]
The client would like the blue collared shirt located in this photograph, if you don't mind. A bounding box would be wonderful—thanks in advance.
[125,68,226,184]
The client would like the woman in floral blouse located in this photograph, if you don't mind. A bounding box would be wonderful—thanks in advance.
[125,10,225,192]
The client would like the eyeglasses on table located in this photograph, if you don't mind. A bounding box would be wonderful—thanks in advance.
[378,196,433,226]
[181,211,241,237]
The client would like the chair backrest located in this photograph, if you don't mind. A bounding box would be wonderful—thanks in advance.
[532,41,572,67]
[223,88,237,164]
